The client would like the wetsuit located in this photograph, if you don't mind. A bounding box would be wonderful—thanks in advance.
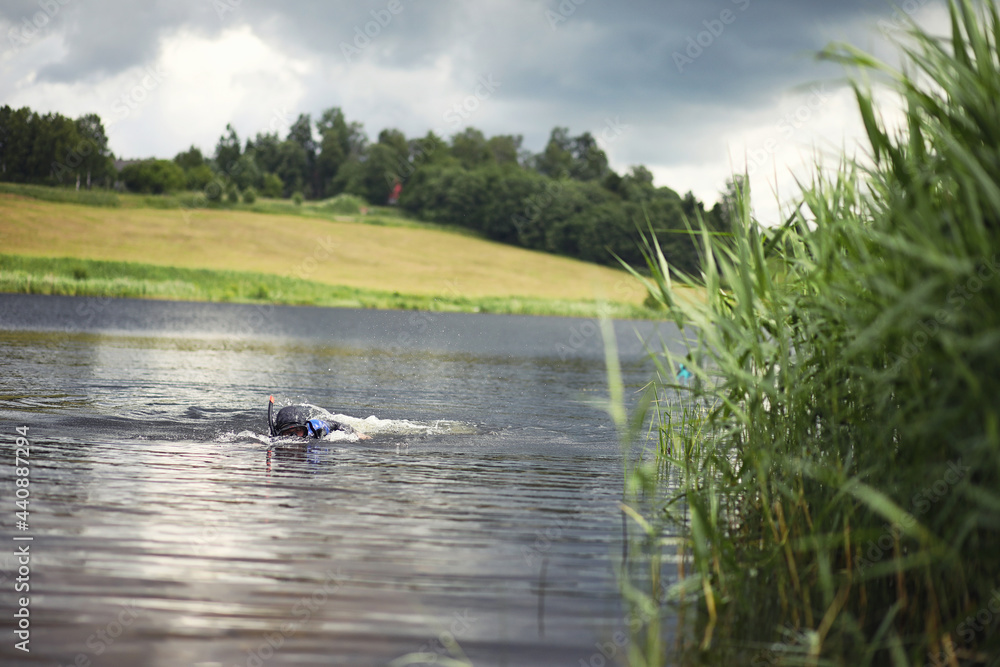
[273,404,357,438]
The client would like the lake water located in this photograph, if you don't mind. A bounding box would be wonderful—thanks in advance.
[0,294,685,666]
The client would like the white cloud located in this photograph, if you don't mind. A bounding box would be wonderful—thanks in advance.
[149,26,312,155]
[0,0,948,211]
[1,24,313,158]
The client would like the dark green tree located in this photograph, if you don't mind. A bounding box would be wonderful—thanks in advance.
[534,127,573,178]
[487,134,522,166]
[450,127,492,170]
[74,113,112,188]
[410,131,455,169]
[120,160,186,194]
[174,145,205,170]
[0,106,35,181]
[569,131,609,181]
[286,114,317,197]
[214,124,241,177]
[316,107,349,197]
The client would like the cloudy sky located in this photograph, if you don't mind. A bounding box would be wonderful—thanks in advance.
[1,0,948,220]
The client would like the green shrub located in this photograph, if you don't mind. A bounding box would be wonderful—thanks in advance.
[119,160,186,194]
[204,180,223,204]
[261,173,283,198]
[0,182,120,207]
[184,164,214,191]
[292,191,303,206]
[317,193,365,214]
[226,185,239,204]
[242,187,257,204]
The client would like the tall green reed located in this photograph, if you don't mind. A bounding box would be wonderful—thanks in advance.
[610,1,1000,664]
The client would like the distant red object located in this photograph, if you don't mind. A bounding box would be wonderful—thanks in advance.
[388,182,402,205]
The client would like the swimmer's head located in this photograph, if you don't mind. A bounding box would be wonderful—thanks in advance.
[274,405,314,437]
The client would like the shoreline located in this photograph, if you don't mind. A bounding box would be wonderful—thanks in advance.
[0,254,663,320]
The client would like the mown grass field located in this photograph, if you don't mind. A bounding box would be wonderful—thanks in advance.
[0,189,663,318]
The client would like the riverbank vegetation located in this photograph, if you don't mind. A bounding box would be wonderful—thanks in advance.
[0,103,729,275]
[615,2,1000,664]
[0,253,660,319]
[0,192,673,318]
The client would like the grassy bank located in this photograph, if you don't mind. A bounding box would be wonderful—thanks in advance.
[0,254,660,319]
[0,182,480,235]
[615,2,1000,665]
[0,186,669,317]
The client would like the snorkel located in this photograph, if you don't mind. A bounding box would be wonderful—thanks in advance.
[268,395,276,436]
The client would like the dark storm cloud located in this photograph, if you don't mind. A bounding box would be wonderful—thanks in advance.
[4,0,939,150]
[2,0,227,81]
[8,0,912,92]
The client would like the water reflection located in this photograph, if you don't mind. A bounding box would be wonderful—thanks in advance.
[0,295,677,666]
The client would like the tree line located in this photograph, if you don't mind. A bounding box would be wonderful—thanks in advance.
[0,103,729,271]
